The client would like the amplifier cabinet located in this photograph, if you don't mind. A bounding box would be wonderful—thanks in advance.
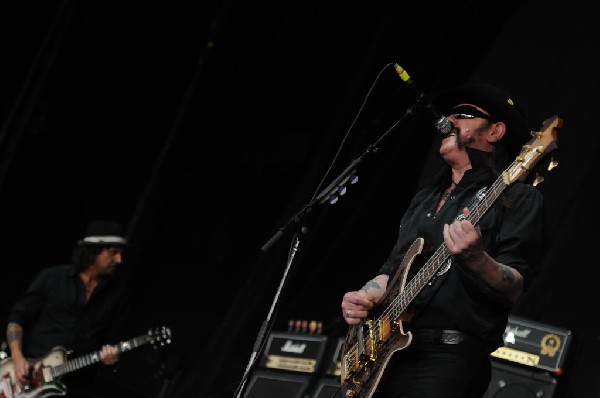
[310,377,342,398]
[260,332,329,373]
[243,369,311,398]
[485,361,557,398]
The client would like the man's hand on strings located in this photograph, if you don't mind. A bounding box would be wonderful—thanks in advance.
[443,207,486,269]
[341,290,374,325]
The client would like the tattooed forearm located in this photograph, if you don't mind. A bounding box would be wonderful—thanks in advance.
[361,280,382,294]
[460,259,522,306]
[500,265,516,283]
[6,322,23,344]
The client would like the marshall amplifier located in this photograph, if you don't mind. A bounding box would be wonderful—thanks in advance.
[491,315,572,374]
[260,332,329,373]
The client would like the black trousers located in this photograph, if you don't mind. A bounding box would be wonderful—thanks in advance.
[378,338,492,398]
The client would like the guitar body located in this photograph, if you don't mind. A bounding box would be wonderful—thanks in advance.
[341,238,425,398]
[0,326,171,398]
[0,348,67,398]
[1,382,66,398]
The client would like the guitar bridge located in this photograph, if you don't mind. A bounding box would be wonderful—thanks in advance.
[356,319,378,363]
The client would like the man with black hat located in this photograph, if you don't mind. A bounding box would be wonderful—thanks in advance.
[340,84,546,397]
[4,220,131,397]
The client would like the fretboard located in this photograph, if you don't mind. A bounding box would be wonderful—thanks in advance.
[50,334,152,378]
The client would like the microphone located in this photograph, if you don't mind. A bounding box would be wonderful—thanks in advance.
[393,64,453,135]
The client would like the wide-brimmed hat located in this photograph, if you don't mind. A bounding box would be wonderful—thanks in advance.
[77,220,128,247]
[433,84,531,156]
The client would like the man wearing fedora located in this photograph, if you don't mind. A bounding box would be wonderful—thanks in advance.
[5,220,131,397]
[340,84,547,397]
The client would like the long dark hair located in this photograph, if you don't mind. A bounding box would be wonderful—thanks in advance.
[71,245,105,272]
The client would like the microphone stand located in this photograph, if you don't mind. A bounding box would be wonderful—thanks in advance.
[234,233,301,398]
[234,98,426,398]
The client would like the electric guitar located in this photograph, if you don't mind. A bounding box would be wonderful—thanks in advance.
[340,116,562,398]
[0,326,172,398]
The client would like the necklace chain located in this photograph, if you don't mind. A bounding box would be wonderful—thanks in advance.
[441,178,459,201]
[436,177,459,212]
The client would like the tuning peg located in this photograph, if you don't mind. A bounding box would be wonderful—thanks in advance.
[547,156,558,171]
[532,173,545,187]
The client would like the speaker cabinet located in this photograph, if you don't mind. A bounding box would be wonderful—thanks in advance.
[311,377,342,398]
[243,369,311,398]
[485,361,557,398]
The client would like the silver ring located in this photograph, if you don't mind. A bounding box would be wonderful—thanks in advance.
[345,309,352,318]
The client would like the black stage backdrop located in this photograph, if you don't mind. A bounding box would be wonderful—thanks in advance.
[1,1,598,397]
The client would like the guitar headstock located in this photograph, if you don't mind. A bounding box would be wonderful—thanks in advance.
[147,326,172,348]
[503,115,562,185]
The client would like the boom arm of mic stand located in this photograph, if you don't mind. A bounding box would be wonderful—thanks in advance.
[260,156,363,252]
[261,100,422,253]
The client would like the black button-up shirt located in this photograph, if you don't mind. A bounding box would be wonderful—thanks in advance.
[379,149,545,348]
[7,264,130,358]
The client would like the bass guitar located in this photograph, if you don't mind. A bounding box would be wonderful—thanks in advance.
[340,116,562,398]
[0,326,172,398]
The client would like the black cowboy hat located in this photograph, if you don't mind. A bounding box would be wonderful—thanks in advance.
[77,220,128,247]
[433,84,531,157]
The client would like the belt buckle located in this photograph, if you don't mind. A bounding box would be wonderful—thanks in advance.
[441,330,465,344]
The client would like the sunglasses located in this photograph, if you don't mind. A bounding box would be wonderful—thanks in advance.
[447,105,494,121]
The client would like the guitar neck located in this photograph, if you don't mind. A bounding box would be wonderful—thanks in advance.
[51,334,152,378]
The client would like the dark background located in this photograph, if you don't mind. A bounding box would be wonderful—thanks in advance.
[1,1,598,397]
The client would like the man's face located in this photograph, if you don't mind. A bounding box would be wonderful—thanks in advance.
[94,246,123,275]
[441,103,497,153]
